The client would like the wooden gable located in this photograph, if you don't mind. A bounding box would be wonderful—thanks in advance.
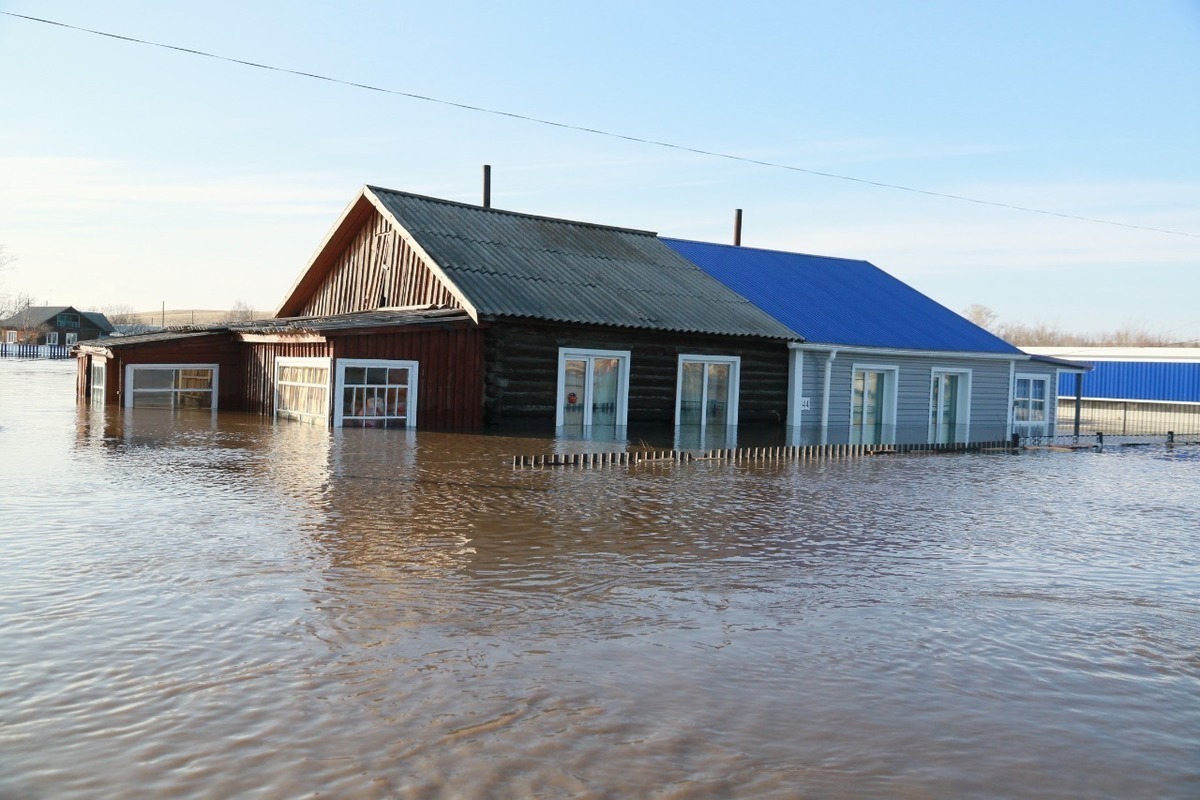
[276,193,466,318]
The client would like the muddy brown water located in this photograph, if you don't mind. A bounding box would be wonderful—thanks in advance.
[1,360,1198,799]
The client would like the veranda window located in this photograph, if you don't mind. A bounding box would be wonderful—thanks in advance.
[334,359,418,428]
[677,355,740,429]
[90,360,106,406]
[124,364,218,410]
[556,348,630,431]
[275,357,331,425]
[930,369,971,444]
[1013,374,1050,438]
[850,364,898,445]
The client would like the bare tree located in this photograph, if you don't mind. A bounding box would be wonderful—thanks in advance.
[224,299,257,323]
[961,303,999,331]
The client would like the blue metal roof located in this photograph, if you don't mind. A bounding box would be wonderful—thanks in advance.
[1056,361,1200,402]
[662,238,1022,354]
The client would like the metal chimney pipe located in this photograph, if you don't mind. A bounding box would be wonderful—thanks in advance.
[483,165,492,209]
[734,209,743,246]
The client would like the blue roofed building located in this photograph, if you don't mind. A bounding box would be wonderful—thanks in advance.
[663,238,1079,445]
[1022,347,1200,436]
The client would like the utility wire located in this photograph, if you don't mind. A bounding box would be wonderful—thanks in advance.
[5,10,1199,240]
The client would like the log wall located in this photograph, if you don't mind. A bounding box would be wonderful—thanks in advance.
[483,322,790,427]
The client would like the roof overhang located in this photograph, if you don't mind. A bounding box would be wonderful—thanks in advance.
[789,341,1028,361]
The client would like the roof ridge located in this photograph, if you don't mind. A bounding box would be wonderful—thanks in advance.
[660,236,873,266]
[366,185,659,237]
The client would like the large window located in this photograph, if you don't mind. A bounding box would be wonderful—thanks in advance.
[677,355,740,429]
[334,359,417,428]
[851,364,898,444]
[1013,374,1051,438]
[57,313,79,328]
[556,348,631,431]
[46,332,59,346]
[124,364,218,410]
[930,369,971,444]
[275,357,331,425]
[66,333,78,346]
[5,331,14,344]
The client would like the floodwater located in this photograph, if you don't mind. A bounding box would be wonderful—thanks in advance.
[1,360,1197,800]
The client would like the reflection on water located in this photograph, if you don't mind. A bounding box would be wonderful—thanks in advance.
[2,360,1199,799]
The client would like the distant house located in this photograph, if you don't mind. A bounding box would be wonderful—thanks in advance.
[76,186,797,438]
[664,239,1084,444]
[74,184,1081,446]
[1,306,113,347]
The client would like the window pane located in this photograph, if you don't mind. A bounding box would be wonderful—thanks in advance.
[344,367,366,386]
[178,369,213,390]
[563,359,585,426]
[706,363,730,426]
[131,391,175,408]
[679,361,703,426]
[366,367,388,385]
[591,358,619,427]
[133,369,175,390]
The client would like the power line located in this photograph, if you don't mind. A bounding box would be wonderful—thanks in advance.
[5,10,1199,240]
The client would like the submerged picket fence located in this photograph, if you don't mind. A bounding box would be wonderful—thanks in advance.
[511,439,1018,468]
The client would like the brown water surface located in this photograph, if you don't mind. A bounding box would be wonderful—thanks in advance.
[1,360,1197,798]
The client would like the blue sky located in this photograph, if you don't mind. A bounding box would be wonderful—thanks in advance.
[2,1,1198,339]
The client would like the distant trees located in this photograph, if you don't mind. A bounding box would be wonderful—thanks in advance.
[0,244,21,319]
[89,303,140,326]
[963,304,1176,347]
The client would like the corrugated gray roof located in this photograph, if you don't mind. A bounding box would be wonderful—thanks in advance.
[231,307,472,334]
[76,328,224,350]
[78,308,473,350]
[367,187,798,341]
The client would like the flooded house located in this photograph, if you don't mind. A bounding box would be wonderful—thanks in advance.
[75,184,1074,445]
[76,185,798,438]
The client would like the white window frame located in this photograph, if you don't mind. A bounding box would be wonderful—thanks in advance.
[5,330,14,344]
[1013,373,1052,438]
[275,357,332,425]
[46,332,59,346]
[675,354,741,429]
[124,363,219,411]
[333,358,419,428]
[929,367,972,444]
[66,333,78,346]
[850,363,899,445]
[555,347,631,428]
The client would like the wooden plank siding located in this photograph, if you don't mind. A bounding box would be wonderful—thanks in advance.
[333,326,486,429]
[298,210,462,317]
[482,321,790,427]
